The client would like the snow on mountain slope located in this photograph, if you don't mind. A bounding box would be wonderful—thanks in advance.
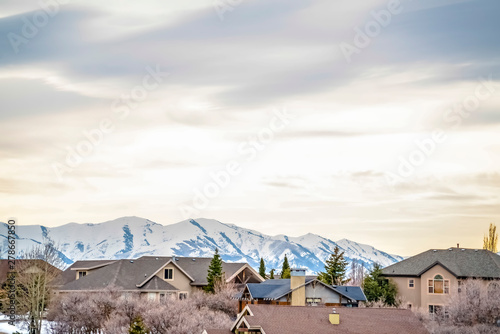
[0,217,403,273]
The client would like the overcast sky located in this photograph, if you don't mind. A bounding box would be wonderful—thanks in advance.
[1,0,499,256]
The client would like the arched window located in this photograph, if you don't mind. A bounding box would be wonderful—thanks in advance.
[428,275,449,294]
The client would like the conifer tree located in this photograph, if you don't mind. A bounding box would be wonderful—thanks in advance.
[129,316,149,334]
[363,263,398,306]
[258,258,266,279]
[483,223,498,253]
[205,248,223,293]
[318,246,349,285]
[281,254,291,279]
[269,269,275,279]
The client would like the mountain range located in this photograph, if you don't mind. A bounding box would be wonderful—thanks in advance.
[0,216,404,273]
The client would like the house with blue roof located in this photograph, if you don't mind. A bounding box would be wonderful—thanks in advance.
[240,268,366,310]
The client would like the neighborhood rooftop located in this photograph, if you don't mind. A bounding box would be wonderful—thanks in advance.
[246,278,366,302]
[59,256,261,292]
[231,304,429,334]
[382,248,500,278]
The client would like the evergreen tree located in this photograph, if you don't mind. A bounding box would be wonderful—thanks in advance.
[318,246,350,285]
[129,316,149,334]
[281,268,291,279]
[363,263,399,306]
[269,269,275,279]
[483,223,498,253]
[281,254,290,278]
[204,248,223,293]
[259,258,266,278]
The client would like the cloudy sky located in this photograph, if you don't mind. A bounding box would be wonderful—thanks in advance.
[1,0,499,256]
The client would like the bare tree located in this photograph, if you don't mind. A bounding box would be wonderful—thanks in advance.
[48,283,238,334]
[483,223,498,253]
[417,279,500,334]
[348,259,365,286]
[15,241,64,333]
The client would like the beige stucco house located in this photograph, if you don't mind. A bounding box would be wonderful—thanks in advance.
[381,248,500,314]
[58,256,264,300]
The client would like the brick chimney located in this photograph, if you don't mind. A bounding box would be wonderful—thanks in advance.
[290,268,306,306]
[329,308,340,325]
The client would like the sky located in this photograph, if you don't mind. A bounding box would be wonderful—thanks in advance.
[1,0,499,256]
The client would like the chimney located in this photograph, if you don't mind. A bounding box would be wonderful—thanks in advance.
[329,308,340,325]
[290,268,306,306]
[457,243,460,248]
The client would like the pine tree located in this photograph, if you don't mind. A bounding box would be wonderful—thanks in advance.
[281,255,291,279]
[269,269,275,279]
[363,263,399,306]
[205,248,223,293]
[259,258,266,279]
[318,246,350,285]
[483,223,498,253]
[129,316,149,334]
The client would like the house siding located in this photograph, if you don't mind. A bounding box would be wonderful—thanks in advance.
[155,263,192,296]
[304,283,341,304]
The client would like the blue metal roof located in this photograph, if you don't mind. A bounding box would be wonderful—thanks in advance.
[247,278,366,302]
[332,286,367,301]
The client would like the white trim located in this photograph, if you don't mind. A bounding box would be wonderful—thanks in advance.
[231,305,254,331]
[70,262,115,271]
[226,264,265,283]
[164,268,174,281]
[136,260,194,288]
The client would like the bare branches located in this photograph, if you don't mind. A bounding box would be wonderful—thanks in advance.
[48,286,237,334]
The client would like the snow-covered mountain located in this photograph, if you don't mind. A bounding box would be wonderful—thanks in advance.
[0,217,403,273]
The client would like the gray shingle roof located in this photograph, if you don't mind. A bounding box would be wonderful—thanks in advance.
[58,260,117,285]
[141,276,178,291]
[138,256,249,285]
[382,248,500,278]
[59,256,250,291]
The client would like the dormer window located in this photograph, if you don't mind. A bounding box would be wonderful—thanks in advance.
[164,268,173,280]
[428,275,449,294]
[77,271,87,279]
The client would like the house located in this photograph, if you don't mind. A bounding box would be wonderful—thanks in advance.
[225,304,429,334]
[240,268,366,310]
[58,256,264,300]
[0,259,62,286]
[381,247,500,313]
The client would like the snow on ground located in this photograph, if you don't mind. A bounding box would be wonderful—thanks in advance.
[0,320,51,334]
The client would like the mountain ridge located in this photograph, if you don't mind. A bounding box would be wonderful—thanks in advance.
[0,216,404,273]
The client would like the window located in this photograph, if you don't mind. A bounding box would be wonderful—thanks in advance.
[444,280,450,294]
[428,275,449,294]
[147,293,157,301]
[179,293,188,300]
[408,279,415,288]
[164,268,173,280]
[78,271,87,279]
[306,298,321,305]
[429,305,448,319]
